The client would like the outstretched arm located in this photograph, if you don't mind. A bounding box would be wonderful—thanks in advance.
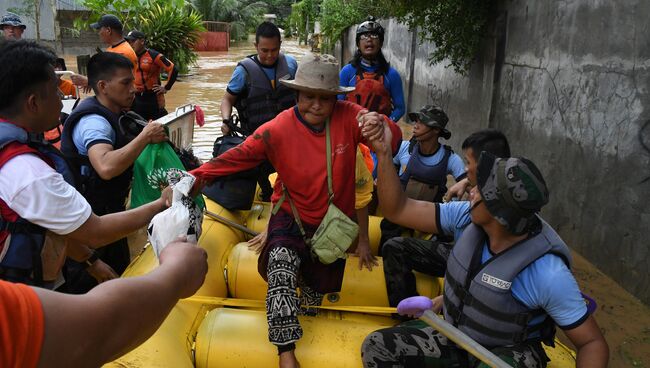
[190,128,269,183]
[363,120,440,234]
[35,240,207,368]
[66,188,170,248]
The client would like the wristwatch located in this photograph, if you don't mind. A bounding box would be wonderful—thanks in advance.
[84,250,99,269]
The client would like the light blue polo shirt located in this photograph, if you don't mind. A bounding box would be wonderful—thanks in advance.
[227,54,298,95]
[437,201,588,329]
[72,114,116,155]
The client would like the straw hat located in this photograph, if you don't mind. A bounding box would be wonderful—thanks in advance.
[280,53,355,95]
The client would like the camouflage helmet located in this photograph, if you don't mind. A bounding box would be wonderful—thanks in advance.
[408,105,451,139]
[476,153,549,235]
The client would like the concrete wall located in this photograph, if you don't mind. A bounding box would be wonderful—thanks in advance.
[58,10,102,56]
[338,0,650,304]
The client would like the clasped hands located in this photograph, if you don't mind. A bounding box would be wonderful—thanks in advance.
[357,109,392,154]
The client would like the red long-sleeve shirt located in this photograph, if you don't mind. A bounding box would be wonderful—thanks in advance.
[191,101,402,226]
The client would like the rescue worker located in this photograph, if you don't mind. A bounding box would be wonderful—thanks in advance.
[219,21,297,201]
[339,17,405,123]
[378,105,466,249]
[0,12,26,40]
[361,122,609,368]
[0,41,170,288]
[71,14,137,88]
[339,17,406,213]
[381,129,511,308]
[190,53,402,368]
[126,30,179,120]
[61,52,167,293]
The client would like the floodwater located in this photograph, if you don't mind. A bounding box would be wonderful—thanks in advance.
[165,40,312,161]
[65,39,648,367]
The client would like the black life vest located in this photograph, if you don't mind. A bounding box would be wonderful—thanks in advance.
[233,54,296,135]
[61,97,133,215]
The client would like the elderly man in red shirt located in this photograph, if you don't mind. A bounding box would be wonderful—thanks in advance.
[191,53,402,368]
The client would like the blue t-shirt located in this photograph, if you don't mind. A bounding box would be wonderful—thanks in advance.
[399,144,466,184]
[392,140,411,175]
[227,54,298,95]
[338,61,405,122]
[437,201,472,240]
[438,201,588,329]
[72,114,116,155]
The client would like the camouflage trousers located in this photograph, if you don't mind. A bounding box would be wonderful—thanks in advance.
[383,237,453,307]
[361,320,550,368]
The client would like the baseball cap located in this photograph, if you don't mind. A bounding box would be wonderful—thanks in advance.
[90,14,123,31]
[125,30,145,41]
[476,152,549,235]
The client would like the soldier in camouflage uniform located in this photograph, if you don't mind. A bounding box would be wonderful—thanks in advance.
[382,130,512,307]
[362,319,550,368]
[363,121,609,367]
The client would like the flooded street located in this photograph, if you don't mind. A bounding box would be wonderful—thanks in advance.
[64,39,649,367]
[165,40,312,161]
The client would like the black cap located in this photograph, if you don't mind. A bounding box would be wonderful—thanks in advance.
[125,30,145,41]
[90,14,123,31]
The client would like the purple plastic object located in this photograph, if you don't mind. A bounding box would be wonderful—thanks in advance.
[397,296,433,317]
[582,292,597,315]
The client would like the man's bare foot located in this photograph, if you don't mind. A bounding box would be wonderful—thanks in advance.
[279,350,300,368]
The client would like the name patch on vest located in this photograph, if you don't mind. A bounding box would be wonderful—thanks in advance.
[481,273,512,290]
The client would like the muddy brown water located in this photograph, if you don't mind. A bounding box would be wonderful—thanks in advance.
[64,40,648,367]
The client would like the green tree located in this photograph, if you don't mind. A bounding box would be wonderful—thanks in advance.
[73,0,204,73]
[315,0,493,74]
[385,0,492,74]
[287,0,318,44]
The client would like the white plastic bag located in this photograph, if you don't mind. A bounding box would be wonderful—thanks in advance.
[147,169,203,258]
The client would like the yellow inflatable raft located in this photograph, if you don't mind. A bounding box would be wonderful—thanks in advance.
[107,197,577,367]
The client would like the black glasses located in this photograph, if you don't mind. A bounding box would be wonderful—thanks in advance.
[360,33,380,41]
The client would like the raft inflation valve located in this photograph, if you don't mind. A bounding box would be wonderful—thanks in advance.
[327,293,340,303]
